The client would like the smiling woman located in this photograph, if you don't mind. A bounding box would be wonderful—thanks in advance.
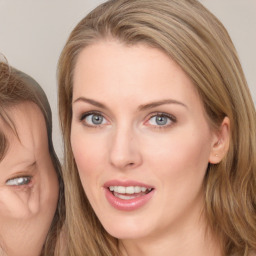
[0,61,64,256]
[58,0,256,255]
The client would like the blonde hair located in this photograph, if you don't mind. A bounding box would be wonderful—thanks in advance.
[58,0,256,255]
[0,61,65,256]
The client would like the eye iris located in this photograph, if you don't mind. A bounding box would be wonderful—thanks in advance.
[92,114,103,124]
[18,178,24,184]
[156,116,168,125]
[18,177,30,185]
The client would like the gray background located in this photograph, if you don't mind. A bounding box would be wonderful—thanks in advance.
[0,0,255,158]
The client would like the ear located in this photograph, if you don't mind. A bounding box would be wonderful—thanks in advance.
[209,117,230,164]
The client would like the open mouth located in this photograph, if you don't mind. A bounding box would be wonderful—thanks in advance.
[108,186,154,200]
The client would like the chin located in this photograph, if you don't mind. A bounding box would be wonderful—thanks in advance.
[101,216,153,240]
[108,229,149,240]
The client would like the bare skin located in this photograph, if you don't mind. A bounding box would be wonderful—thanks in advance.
[0,102,59,256]
[71,39,229,256]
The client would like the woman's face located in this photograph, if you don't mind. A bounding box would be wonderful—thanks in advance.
[71,40,219,241]
[0,102,59,256]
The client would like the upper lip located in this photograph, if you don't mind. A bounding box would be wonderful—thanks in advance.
[104,180,154,189]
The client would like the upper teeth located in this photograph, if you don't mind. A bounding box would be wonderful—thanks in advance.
[109,186,152,194]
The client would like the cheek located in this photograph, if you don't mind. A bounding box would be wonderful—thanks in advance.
[142,130,212,220]
[71,131,105,185]
[144,128,212,182]
[0,190,32,219]
[71,132,108,211]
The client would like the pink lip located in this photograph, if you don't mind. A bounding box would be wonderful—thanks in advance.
[103,180,155,211]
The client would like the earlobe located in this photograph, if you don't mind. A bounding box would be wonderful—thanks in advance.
[209,117,230,164]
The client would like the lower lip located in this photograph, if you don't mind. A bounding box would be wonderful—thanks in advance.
[104,188,155,211]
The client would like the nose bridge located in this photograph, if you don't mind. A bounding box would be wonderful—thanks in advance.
[109,122,141,169]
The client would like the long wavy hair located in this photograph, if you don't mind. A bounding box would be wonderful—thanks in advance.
[0,61,65,256]
[58,0,256,255]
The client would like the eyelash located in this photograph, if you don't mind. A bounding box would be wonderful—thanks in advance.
[6,176,32,186]
[79,111,177,129]
[145,112,177,129]
[80,111,108,128]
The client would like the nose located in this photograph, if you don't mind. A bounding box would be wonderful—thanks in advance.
[109,126,142,170]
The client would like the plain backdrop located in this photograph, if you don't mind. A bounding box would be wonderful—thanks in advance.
[0,0,255,159]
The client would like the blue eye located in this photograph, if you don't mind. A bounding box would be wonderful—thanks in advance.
[148,113,176,127]
[6,176,31,186]
[82,113,107,126]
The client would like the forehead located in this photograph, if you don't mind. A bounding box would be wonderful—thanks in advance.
[0,102,48,166]
[73,40,200,107]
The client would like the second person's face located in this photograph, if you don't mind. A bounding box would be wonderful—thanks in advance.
[0,102,59,255]
[71,40,217,241]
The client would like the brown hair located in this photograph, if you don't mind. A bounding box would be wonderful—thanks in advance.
[0,61,65,256]
[58,0,256,255]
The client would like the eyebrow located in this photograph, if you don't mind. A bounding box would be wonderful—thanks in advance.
[73,97,107,109]
[138,99,187,111]
[2,161,36,177]
[73,97,187,111]
[15,161,36,171]
[26,161,36,169]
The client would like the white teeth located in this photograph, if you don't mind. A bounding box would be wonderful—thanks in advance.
[141,187,147,192]
[134,186,141,193]
[126,186,134,194]
[117,186,126,193]
[115,194,135,200]
[108,185,152,194]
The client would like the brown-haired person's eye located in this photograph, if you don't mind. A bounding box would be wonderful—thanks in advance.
[6,176,32,186]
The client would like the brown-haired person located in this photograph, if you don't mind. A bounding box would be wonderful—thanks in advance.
[58,0,256,255]
[0,61,64,256]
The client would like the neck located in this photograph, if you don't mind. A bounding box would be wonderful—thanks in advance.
[119,204,222,256]
[120,231,221,256]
